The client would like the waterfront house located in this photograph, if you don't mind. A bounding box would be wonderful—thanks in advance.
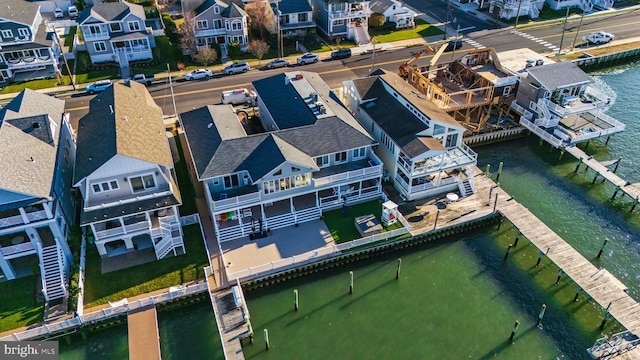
[487,0,543,20]
[271,0,316,39]
[77,1,155,64]
[73,82,185,260]
[182,0,249,55]
[0,0,61,85]
[369,0,417,29]
[342,69,478,201]
[310,0,371,44]
[180,71,383,243]
[0,89,75,301]
[504,55,625,147]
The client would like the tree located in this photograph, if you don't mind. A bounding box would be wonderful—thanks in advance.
[245,0,273,40]
[193,47,218,68]
[369,13,386,27]
[178,12,198,56]
[248,39,269,65]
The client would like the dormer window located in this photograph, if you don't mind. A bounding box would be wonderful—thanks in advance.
[17,28,29,38]
[130,174,156,192]
[1,30,12,39]
[128,21,141,32]
[214,5,220,14]
[110,22,122,32]
[92,180,119,193]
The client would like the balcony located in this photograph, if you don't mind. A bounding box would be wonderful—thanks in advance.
[407,145,478,176]
[195,28,227,37]
[0,207,49,230]
[313,159,382,187]
[544,87,613,118]
[330,7,371,20]
[83,32,110,41]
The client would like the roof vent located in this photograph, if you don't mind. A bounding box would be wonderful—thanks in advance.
[208,123,213,129]
[123,116,128,121]
[109,105,114,114]
[32,122,40,129]
[30,156,35,163]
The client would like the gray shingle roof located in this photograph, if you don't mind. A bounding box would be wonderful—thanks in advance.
[253,73,318,130]
[525,61,592,91]
[78,1,146,24]
[221,2,247,18]
[271,0,312,14]
[0,0,39,25]
[0,89,65,199]
[370,0,394,13]
[74,82,174,184]
[80,191,181,225]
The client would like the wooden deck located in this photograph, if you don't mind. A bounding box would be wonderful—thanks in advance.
[128,305,161,360]
[208,276,251,360]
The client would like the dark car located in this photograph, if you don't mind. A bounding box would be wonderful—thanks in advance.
[445,40,463,52]
[331,48,352,59]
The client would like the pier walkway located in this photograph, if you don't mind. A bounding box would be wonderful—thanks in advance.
[127,305,161,360]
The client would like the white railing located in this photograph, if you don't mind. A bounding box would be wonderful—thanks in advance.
[125,222,149,233]
[82,32,109,41]
[0,214,24,229]
[0,282,209,342]
[510,100,526,115]
[494,75,518,87]
[180,214,200,226]
[519,116,564,148]
[77,236,87,316]
[26,210,48,222]
[36,242,48,301]
[227,227,410,282]
[84,190,174,212]
[94,226,125,239]
[211,191,260,212]
[0,242,35,258]
[314,165,382,187]
[195,28,226,37]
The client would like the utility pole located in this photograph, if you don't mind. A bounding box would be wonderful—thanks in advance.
[276,1,283,58]
[443,0,451,40]
[514,0,524,29]
[451,24,459,62]
[370,36,379,73]
[557,7,570,56]
[571,8,586,50]
[54,31,75,90]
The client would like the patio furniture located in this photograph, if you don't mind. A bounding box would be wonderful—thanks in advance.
[446,193,459,203]
[219,193,227,200]
[355,214,382,237]
[11,236,25,245]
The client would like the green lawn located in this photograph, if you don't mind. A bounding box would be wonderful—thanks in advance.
[323,200,406,244]
[174,135,198,215]
[0,276,44,333]
[0,77,72,94]
[64,26,77,52]
[83,225,209,308]
[152,36,202,73]
[73,51,120,84]
[369,19,443,43]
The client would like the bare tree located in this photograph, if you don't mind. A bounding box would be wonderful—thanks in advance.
[193,47,218,68]
[245,0,273,40]
[178,12,198,57]
[248,39,270,65]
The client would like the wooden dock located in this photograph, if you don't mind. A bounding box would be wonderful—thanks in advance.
[208,276,251,360]
[128,305,161,360]
[566,145,640,203]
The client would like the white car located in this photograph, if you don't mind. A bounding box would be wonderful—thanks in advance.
[266,58,290,69]
[54,8,64,18]
[587,31,614,45]
[68,6,78,18]
[185,69,212,80]
[297,53,319,65]
[224,62,250,75]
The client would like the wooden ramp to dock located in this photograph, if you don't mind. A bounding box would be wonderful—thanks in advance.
[566,146,640,201]
[128,305,161,360]
[208,276,251,360]
[493,184,640,339]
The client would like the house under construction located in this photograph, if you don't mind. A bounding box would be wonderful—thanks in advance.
[400,47,519,134]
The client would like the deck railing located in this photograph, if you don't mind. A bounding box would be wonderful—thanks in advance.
[519,116,563,148]
[314,164,382,187]
[0,242,35,258]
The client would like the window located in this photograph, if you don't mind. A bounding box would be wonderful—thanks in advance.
[433,124,446,135]
[196,20,208,29]
[130,174,156,192]
[333,19,344,26]
[299,13,308,22]
[88,25,102,34]
[1,30,12,38]
[92,180,119,193]
[214,19,222,29]
[224,174,239,189]
[352,148,366,159]
[445,133,458,148]
[502,86,511,96]
[316,155,329,167]
[110,22,122,32]
[214,5,220,14]
[273,169,282,176]
[225,21,230,31]
[231,21,242,31]
[128,21,141,32]
[18,28,29,38]
[334,151,347,163]
[291,166,300,172]
[94,41,107,52]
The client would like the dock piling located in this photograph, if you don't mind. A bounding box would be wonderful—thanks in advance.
[264,329,270,351]
[509,320,520,341]
[631,198,639,213]
[600,303,613,329]
[554,269,563,285]
[248,323,254,343]
[493,193,499,213]
[504,244,513,261]
[496,162,504,181]
[559,148,565,160]
[592,174,599,184]
[349,271,354,294]
[396,258,402,280]
[574,286,582,302]
[294,289,299,311]
[613,157,622,173]
[537,304,547,327]
[597,238,609,259]
[574,158,582,173]
[485,164,491,177]
[433,210,440,230]
[514,231,521,247]
[612,186,620,200]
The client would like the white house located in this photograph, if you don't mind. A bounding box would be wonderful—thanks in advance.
[183,0,250,55]
[0,89,76,301]
[180,71,384,243]
[369,0,417,29]
[73,82,185,261]
[310,0,372,44]
[343,69,478,201]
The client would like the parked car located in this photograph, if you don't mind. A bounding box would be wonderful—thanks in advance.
[68,6,78,18]
[266,58,290,69]
[131,74,155,85]
[444,40,463,52]
[221,88,257,105]
[587,31,614,45]
[85,80,112,94]
[54,8,64,18]
[185,69,212,80]
[331,48,352,60]
[225,62,250,75]
[296,53,319,65]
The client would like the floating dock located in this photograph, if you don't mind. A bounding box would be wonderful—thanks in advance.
[127,305,161,360]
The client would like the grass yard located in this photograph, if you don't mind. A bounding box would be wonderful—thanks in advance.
[173,135,198,215]
[369,19,443,43]
[0,77,72,94]
[152,36,201,72]
[73,51,120,84]
[323,200,406,244]
[83,225,208,308]
[64,26,77,52]
[0,276,44,333]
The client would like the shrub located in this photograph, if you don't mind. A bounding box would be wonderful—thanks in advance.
[369,13,386,27]
[228,41,242,57]
[162,13,180,43]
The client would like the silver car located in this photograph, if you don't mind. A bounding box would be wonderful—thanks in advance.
[225,62,250,75]
[296,53,319,65]
[266,58,290,69]
[185,69,213,80]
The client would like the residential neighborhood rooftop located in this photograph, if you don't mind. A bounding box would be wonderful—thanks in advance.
[77,1,146,24]
[0,0,39,24]
[525,61,594,90]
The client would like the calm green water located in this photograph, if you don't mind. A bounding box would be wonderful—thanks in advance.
[159,301,224,360]
[59,324,128,360]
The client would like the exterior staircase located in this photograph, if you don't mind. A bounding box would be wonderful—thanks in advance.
[152,219,184,259]
[39,243,67,301]
[458,178,475,197]
[353,25,370,45]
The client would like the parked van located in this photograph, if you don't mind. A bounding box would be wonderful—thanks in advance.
[68,6,79,18]
[221,88,256,105]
